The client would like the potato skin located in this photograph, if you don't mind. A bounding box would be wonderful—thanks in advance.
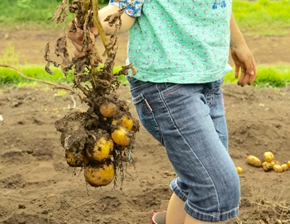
[271,160,280,166]
[85,162,115,187]
[263,152,275,163]
[246,155,262,167]
[99,102,118,118]
[287,161,290,168]
[262,162,273,172]
[273,164,283,173]
[86,137,114,162]
[111,126,132,147]
[281,164,289,171]
[65,149,88,167]
[236,167,243,174]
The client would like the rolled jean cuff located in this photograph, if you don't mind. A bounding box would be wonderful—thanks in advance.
[184,202,239,222]
[170,179,239,222]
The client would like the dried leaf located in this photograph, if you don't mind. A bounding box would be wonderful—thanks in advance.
[44,43,60,75]
[104,8,125,27]
[52,0,69,23]
[55,36,73,73]
[130,64,138,75]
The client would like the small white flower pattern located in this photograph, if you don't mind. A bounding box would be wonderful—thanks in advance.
[109,0,232,84]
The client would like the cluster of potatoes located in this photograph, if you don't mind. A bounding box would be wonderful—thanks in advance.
[245,152,290,173]
[62,100,139,187]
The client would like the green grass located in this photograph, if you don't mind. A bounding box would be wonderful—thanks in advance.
[224,65,290,88]
[1,63,290,88]
[0,64,126,87]
[0,0,107,30]
[0,0,62,30]
[233,0,290,35]
[0,65,74,86]
[0,43,72,85]
[0,43,126,86]
[0,0,289,35]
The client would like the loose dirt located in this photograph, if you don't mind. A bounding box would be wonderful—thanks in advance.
[0,29,290,224]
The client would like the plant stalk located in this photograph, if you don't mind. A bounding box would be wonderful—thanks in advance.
[91,0,110,56]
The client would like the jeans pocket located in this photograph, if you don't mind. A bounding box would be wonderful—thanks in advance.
[132,94,163,144]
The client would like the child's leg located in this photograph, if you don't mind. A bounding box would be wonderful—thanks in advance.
[127,77,240,223]
[166,193,186,224]
[166,193,226,224]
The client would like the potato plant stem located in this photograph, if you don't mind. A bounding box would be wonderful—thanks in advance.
[91,0,110,56]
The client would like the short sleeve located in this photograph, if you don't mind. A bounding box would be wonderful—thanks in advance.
[109,0,144,17]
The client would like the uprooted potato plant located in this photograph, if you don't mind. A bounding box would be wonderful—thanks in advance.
[44,0,139,187]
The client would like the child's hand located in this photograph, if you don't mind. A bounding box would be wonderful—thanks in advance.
[230,44,257,87]
[67,21,99,58]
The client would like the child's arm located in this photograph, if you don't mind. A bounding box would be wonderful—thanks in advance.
[67,5,136,57]
[97,5,136,35]
[230,13,257,87]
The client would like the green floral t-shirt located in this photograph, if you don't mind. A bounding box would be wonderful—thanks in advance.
[110,0,232,84]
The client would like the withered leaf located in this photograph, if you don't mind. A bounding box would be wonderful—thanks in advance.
[104,8,125,27]
[52,0,69,24]
[55,36,73,73]
[44,43,60,75]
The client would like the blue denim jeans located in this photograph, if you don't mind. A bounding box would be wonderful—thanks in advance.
[127,76,240,222]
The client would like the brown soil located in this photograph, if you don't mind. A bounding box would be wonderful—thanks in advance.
[0,30,290,224]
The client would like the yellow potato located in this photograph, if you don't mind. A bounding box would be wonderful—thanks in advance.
[112,115,134,130]
[273,164,283,173]
[86,137,114,162]
[271,160,280,166]
[263,151,274,162]
[65,149,88,167]
[99,102,118,118]
[246,155,262,167]
[111,126,133,147]
[84,162,115,187]
[236,167,243,174]
[262,162,273,172]
[287,161,290,168]
[281,164,289,171]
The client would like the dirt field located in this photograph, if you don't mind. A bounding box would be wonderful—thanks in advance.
[0,30,290,224]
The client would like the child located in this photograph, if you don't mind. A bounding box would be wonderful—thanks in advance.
[68,1,257,223]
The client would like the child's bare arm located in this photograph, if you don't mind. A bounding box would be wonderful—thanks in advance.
[67,5,136,57]
[230,13,257,87]
[98,5,136,35]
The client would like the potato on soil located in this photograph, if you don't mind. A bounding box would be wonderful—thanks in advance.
[86,135,114,162]
[84,161,115,187]
[111,126,133,147]
[271,160,280,166]
[287,161,290,168]
[99,101,118,118]
[273,164,283,173]
[236,167,243,174]
[281,164,289,171]
[262,162,273,172]
[246,155,262,167]
[263,151,274,162]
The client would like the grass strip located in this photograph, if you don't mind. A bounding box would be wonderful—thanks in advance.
[233,0,290,36]
[0,0,289,36]
[0,64,290,88]
[0,64,126,87]
[0,0,106,30]
[224,65,290,88]
[0,65,73,86]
